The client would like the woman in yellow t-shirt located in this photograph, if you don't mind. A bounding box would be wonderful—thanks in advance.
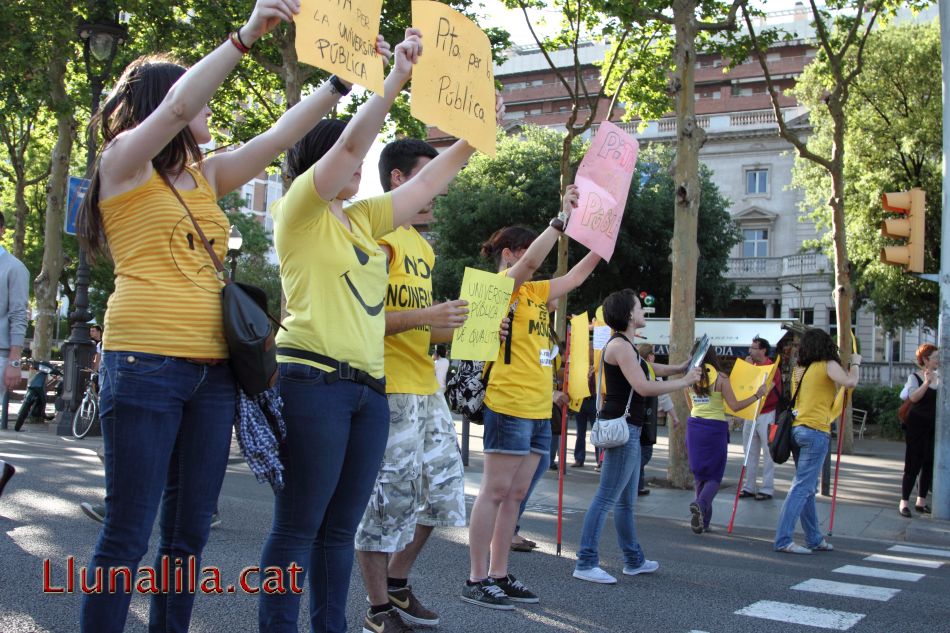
[74,3,378,630]
[260,31,506,633]
[774,328,860,554]
[462,190,602,609]
[686,348,769,534]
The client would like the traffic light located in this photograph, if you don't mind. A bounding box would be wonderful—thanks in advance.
[880,188,925,273]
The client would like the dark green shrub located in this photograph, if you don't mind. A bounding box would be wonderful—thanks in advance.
[852,385,903,439]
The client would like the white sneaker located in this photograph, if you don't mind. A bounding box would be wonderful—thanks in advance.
[623,560,659,576]
[572,567,617,584]
[810,539,834,551]
[776,543,812,554]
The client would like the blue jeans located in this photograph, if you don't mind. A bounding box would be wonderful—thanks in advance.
[774,425,830,550]
[80,352,236,633]
[516,441,551,534]
[259,363,388,633]
[574,397,596,465]
[576,425,644,571]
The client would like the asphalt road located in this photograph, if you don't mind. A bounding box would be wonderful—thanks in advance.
[2,431,949,633]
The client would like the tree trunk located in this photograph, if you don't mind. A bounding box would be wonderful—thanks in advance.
[12,178,28,260]
[32,57,73,363]
[829,116,854,453]
[667,0,704,488]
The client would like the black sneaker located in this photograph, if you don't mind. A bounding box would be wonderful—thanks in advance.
[210,512,222,529]
[460,578,514,610]
[389,586,439,626]
[493,573,539,604]
[362,607,412,633]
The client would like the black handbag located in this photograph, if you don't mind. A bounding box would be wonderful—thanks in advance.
[769,364,809,465]
[161,173,283,396]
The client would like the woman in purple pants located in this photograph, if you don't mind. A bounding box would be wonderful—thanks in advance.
[686,348,769,534]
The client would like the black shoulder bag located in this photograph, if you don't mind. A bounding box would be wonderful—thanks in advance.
[769,364,810,465]
[161,172,283,396]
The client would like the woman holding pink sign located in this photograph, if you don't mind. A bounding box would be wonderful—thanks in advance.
[461,192,601,610]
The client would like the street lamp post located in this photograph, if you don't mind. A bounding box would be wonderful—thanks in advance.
[55,7,126,436]
[227,225,243,281]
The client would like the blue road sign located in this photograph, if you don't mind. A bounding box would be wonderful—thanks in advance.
[65,176,90,236]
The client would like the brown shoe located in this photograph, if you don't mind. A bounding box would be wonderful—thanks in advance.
[510,541,534,552]
[388,586,438,626]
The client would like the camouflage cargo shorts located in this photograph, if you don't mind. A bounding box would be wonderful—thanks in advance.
[355,392,466,553]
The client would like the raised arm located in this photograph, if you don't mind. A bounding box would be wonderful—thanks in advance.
[205,37,392,197]
[507,185,579,290]
[390,93,504,226]
[101,0,299,185]
[548,251,601,302]
[611,340,701,397]
[826,355,861,389]
[312,29,420,200]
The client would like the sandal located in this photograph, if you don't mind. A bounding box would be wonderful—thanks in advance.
[510,541,535,552]
[915,505,932,514]
[738,490,754,499]
[899,507,912,518]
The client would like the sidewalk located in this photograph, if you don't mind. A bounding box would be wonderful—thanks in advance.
[456,419,950,547]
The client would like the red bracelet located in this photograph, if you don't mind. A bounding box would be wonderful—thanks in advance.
[229,32,250,54]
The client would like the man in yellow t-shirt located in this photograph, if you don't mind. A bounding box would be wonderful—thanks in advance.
[355,139,470,628]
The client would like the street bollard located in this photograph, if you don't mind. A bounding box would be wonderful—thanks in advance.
[0,390,7,430]
[461,416,470,467]
[820,424,833,496]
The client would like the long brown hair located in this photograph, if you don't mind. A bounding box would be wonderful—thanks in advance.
[78,55,204,257]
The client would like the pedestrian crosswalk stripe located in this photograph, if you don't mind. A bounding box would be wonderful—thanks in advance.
[888,544,950,559]
[791,578,900,601]
[864,554,943,569]
[735,600,864,630]
[833,565,924,582]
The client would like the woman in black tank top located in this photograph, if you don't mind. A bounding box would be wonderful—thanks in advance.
[899,344,939,516]
[573,290,700,585]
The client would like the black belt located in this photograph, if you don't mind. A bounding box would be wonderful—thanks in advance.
[276,347,386,396]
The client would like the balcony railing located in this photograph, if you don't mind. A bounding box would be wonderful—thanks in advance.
[726,253,830,279]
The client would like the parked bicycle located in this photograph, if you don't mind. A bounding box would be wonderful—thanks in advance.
[72,368,99,439]
[14,359,63,431]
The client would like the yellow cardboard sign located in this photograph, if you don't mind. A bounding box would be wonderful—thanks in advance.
[297,0,385,94]
[725,358,776,420]
[451,267,514,361]
[410,1,496,156]
[568,312,591,410]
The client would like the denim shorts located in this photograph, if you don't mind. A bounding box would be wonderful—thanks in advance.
[483,406,551,456]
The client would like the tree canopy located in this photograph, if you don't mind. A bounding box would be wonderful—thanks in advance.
[790,20,941,331]
[431,126,742,316]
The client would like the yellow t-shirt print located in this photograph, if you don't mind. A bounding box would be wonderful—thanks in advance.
[273,164,393,379]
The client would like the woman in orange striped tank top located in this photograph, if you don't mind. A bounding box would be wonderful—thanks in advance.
[74,3,395,631]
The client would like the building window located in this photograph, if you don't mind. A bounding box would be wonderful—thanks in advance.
[828,309,857,340]
[746,168,768,195]
[791,308,814,326]
[742,228,768,257]
[244,192,253,209]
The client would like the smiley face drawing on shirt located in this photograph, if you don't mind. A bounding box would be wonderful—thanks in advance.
[342,243,385,316]
[169,214,228,292]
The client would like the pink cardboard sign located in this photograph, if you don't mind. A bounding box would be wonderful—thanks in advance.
[565,121,639,261]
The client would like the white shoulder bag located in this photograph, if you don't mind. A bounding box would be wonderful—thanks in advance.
[590,337,634,449]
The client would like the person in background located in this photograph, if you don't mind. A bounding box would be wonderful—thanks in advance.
[434,344,449,393]
[898,343,938,517]
[686,347,769,534]
[774,328,860,554]
[90,325,103,371]
[739,336,781,501]
[635,344,661,496]
[572,346,596,468]
[0,211,28,497]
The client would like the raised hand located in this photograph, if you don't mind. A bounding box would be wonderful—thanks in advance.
[242,0,300,45]
[561,184,579,217]
[390,28,423,78]
[426,299,468,329]
[375,35,393,65]
[495,91,506,127]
